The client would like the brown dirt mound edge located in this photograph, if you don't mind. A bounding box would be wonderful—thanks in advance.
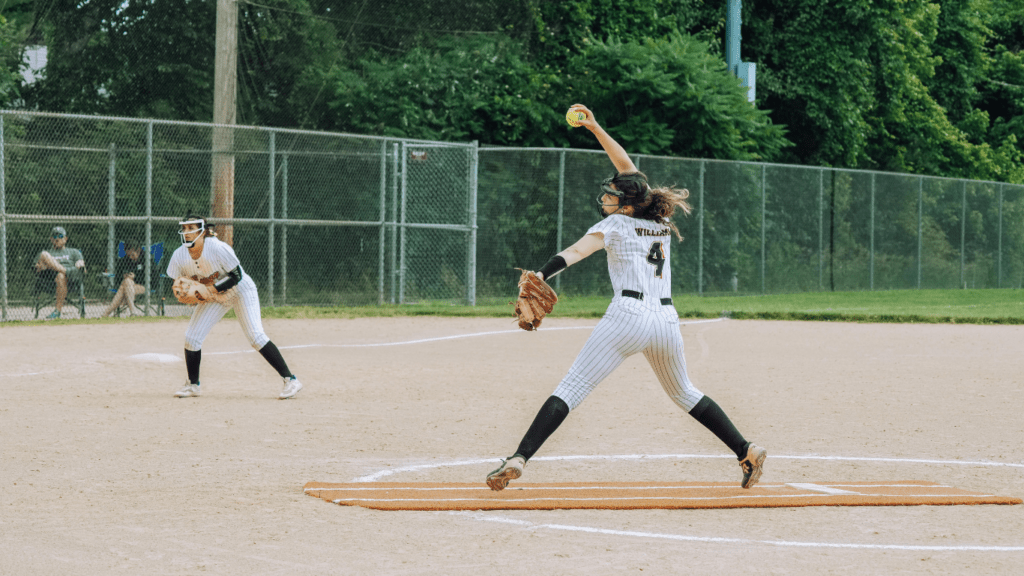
[301,481,1023,511]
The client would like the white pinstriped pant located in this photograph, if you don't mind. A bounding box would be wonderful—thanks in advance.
[183,276,270,352]
[552,297,705,412]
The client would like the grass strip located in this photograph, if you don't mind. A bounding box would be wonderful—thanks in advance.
[7,289,1024,326]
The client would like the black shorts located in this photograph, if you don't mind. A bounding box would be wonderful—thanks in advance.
[36,269,82,293]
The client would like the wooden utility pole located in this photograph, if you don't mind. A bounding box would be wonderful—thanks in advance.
[212,0,237,245]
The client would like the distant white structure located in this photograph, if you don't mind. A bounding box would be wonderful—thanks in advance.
[22,45,47,84]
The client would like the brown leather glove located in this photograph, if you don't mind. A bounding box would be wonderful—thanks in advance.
[173,277,215,305]
[514,269,558,331]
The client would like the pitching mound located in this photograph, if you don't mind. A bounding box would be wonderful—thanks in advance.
[303,480,1022,511]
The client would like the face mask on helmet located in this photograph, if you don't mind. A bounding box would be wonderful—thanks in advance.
[595,173,650,219]
[596,179,624,219]
[179,219,206,248]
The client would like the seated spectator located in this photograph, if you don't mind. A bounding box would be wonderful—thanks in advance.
[101,240,147,317]
[34,226,86,319]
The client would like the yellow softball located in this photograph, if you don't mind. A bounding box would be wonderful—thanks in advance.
[566,109,586,128]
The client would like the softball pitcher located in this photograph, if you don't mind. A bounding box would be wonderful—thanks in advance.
[166,213,303,399]
[486,105,766,490]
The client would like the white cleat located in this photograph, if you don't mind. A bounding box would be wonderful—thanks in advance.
[739,443,767,489]
[175,382,200,398]
[486,455,526,491]
[280,376,303,399]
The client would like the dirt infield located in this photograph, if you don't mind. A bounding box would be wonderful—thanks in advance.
[3,316,1024,574]
[304,480,1022,511]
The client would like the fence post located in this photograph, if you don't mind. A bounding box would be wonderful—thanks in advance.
[390,143,399,304]
[108,143,116,275]
[144,121,153,314]
[556,150,566,293]
[281,153,288,305]
[760,164,766,294]
[379,140,387,305]
[818,169,824,291]
[998,183,1004,288]
[399,141,407,304]
[0,114,5,321]
[917,177,923,289]
[467,142,479,306]
[698,161,705,295]
[961,180,966,289]
[267,131,275,307]
[869,173,875,291]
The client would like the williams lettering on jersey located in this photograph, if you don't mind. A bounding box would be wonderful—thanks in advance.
[635,227,671,237]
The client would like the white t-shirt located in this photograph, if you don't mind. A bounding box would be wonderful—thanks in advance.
[587,214,673,302]
[166,236,243,292]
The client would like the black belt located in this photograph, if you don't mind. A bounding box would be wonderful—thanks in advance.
[622,290,672,306]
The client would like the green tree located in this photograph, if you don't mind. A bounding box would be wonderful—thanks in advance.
[10,0,1024,182]
[0,14,22,108]
[929,0,992,135]
[312,31,788,160]
[976,0,1024,182]
[23,0,337,125]
[745,0,1022,183]
[566,33,789,161]
[306,33,562,144]
[26,0,216,119]
[526,0,723,61]
[237,0,340,127]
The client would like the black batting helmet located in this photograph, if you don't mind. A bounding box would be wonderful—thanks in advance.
[597,171,651,207]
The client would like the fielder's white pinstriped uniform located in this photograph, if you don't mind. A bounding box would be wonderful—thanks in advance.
[166,237,270,352]
[552,213,705,412]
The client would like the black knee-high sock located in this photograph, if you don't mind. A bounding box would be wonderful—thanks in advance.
[258,341,293,378]
[514,396,570,461]
[689,395,749,459]
[185,349,201,384]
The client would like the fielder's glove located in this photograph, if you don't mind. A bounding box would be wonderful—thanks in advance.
[173,276,215,305]
[514,268,558,331]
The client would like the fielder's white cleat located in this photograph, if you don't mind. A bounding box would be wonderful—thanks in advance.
[739,443,767,489]
[175,382,200,398]
[279,376,303,399]
[486,455,525,491]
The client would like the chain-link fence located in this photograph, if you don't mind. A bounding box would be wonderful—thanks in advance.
[0,111,476,321]
[2,110,1023,321]
[477,148,1024,300]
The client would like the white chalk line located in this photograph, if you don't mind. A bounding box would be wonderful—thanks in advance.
[450,513,1024,552]
[351,453,1024,483]
[9,369,64,377]
[204,318,725,356]
[7,361,105,377]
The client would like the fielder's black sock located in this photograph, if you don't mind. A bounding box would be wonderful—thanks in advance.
[689,395,748,459]
[185,349,201,385]
[514,395,570,461]
[258,341,293,378]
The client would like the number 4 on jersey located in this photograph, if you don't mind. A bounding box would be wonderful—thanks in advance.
[646,241,665,277]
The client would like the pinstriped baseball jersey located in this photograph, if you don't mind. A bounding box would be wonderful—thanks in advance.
[552,213,704,413]
[166,236,242,296]
[166,237,269,352]
[587,214,673,302]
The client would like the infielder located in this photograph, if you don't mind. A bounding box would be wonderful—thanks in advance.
[487,105,766,490]
[166,213,303,399]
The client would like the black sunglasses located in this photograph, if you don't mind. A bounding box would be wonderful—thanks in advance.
[52,233,65,239]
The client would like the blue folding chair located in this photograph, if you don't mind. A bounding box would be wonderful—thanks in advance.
[102,241,165,317]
